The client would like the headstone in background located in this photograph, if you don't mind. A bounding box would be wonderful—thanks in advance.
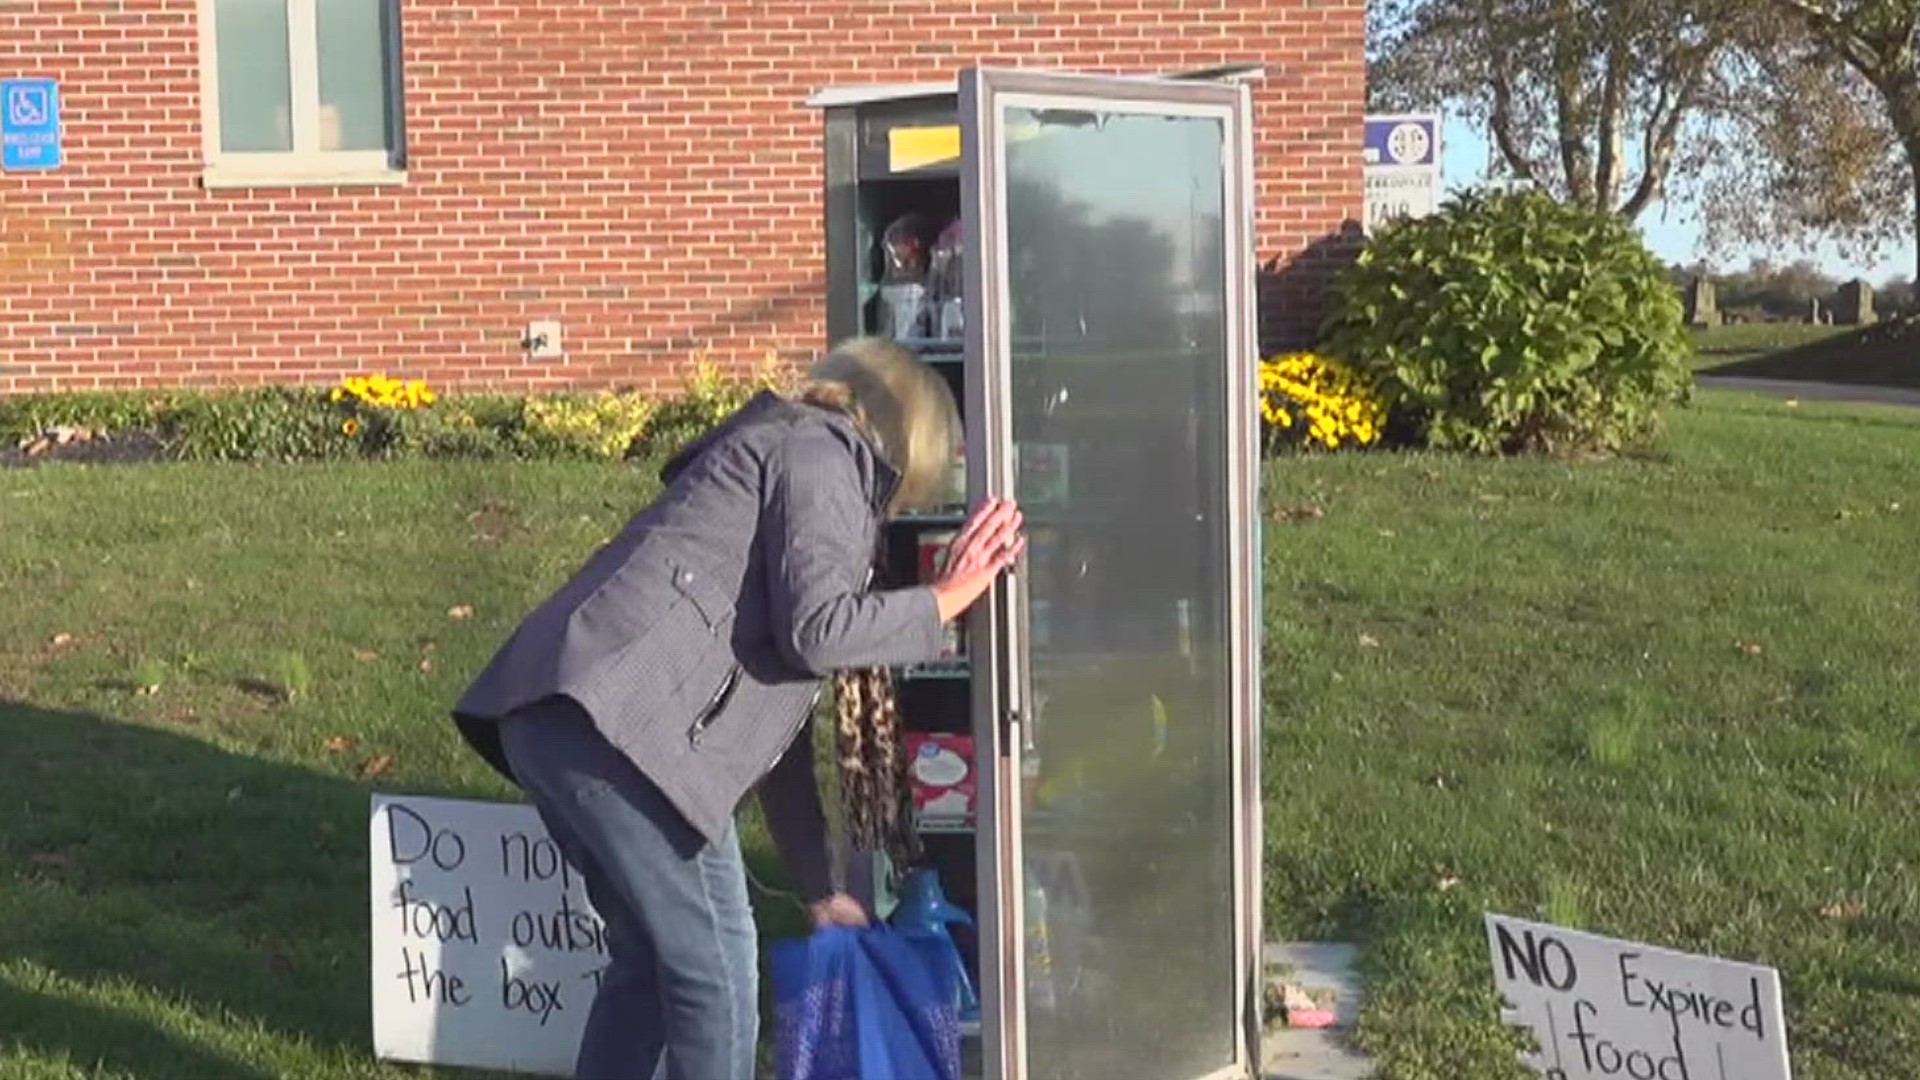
[1833,278,1877,325]
[1684,277,1721,327]
[1808,297,1824,325]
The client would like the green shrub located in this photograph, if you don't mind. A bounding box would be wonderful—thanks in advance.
[521,391,656,461]
[1321,189,1693,455]
[638,354,793,459]
[5,354,796,465]
[0,390,171,443]
[161,387,352,462]
[388,400,518,460]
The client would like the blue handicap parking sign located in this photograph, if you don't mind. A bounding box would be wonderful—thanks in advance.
[3,78,63,172]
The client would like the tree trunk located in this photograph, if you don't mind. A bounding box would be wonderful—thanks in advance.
[1893,91,1920,288]
[1910,139,1920,288]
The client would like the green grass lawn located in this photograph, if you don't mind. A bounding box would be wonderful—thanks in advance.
[1692,321,1920,390]
[3,389,1918,1079]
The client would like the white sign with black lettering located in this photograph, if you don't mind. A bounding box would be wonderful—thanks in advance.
[1486,914,1791,1080]
[370,794,607,1077]
[1363,113,1442,233]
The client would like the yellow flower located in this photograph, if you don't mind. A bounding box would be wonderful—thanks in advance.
[342,418,362,437]
[1258,351,1385,453]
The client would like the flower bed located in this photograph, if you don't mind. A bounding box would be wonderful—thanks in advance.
[1258,351,1387,454]
[1,355,791,469]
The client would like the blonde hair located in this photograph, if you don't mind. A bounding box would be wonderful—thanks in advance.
[798,336,960,516]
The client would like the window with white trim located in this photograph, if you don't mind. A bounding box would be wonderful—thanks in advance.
[199,0,405,185]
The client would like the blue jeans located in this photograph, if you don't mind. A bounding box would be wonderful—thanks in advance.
[499,698,758,1080]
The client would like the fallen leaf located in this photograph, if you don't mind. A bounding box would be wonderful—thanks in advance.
[1820,899,1865,920]
[1421,470,1442,482]
[360,754,395,779]
[49,632,73,648]
[28,849,76,878]
[448,605,474,620]
[261,941,297,975]
[1358,633,1381,649]
[1377,529,1396,538]
[1736,641,1763,656]
[350,648,379,663]
[227,786,244,801]
[1784,399,1801,408]
[1438,875,1462,892]
[323,734,357,753]
[418,658,435,674]
[1271,504,1326,523]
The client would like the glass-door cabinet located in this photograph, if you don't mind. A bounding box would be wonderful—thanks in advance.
[807,66,1264,1080]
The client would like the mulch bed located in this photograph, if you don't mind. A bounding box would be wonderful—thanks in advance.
[1702,316,1920,390]
[0,429,169,469]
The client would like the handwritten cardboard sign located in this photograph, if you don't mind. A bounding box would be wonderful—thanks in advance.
[1486,914,1791,1080]
[369,794,607,1076]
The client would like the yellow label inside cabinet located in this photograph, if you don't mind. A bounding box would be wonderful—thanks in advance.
[888,125,961,172]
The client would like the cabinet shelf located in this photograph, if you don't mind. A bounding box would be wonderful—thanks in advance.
[917,817,976,834]
[901,660,970,680]
[892,510,967,526]
[916,811,1208,838]
[897,335,964,357]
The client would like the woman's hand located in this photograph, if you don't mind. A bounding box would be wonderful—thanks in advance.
[930,497,1026,623]
[808,892,871,929]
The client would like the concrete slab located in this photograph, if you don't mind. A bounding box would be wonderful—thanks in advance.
[1262,942,1378,1080]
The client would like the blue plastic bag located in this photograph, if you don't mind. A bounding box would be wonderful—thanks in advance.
[769,926,962,1080]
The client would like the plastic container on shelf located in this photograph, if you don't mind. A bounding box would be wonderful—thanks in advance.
[926,218,965,342]
[946,442,967,507]
[917,530,965,659]
[1024,867,1059,1011]
[879,213,936,342]
[880,283,929,342]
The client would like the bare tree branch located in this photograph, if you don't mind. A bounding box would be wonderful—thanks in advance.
[1766,0,1882,71]
[1480,0,1550,182]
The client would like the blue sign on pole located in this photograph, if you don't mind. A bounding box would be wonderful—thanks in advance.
[3,78,63,172]
[1363,114,1438,168]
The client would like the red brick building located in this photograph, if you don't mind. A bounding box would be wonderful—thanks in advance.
[0,1,1364,395]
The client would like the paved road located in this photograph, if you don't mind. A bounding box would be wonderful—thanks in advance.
[1697,375,1920,409]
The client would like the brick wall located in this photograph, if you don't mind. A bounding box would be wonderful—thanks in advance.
[0,0,1364,395]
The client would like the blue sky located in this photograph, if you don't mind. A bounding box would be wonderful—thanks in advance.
[1439,117,1918,282]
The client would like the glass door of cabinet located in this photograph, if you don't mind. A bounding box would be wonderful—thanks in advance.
[959,68,1262,1080]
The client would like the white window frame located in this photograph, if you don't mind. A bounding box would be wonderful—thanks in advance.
[197,0,406,189]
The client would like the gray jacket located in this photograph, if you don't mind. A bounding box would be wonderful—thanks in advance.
[453,391,946,900]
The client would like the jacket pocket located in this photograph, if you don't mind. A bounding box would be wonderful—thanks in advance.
[667,563,737,634]
[687,663,744,748]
